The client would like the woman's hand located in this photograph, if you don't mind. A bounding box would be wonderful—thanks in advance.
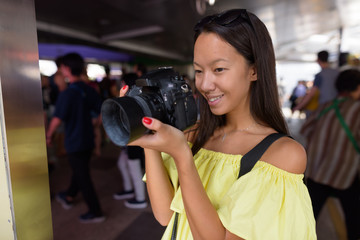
[130,117,189,160]
[119,84,129,97]
[119,85,190,159]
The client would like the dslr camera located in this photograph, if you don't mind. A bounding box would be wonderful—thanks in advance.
[101,67,198,146]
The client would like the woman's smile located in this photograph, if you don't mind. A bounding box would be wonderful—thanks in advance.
[207,94,224,105]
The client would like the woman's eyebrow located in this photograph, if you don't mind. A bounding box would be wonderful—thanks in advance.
[193,62,200,67]
[193,58,229,67]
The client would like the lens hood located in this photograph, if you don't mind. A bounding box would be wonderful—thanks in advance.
[101,96,148,146]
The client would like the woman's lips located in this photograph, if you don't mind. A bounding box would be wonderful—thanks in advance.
[207,94,224,105]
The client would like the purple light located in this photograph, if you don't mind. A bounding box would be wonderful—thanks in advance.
[38,43,133,62]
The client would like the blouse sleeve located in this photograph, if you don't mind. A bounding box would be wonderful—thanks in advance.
[161,152,180,191]
[217,161,317,240]
[142,152,179,191]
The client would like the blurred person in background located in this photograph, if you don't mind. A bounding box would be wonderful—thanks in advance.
[301,69,360,240]
[46,52,105,223]
[99,65,113,101]
[48,56,67,110]
[133,62,147,78]
[288,80,307,118]
[43,56,68,174]
[113,71,148,209]
[41,73,56,175]
[47,56,68,157]
[293,50,339,116]
[81,69,102,157]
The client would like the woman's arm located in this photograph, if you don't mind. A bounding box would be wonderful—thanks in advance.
[144,148,174,226]
[46,117,62,145]
[136,118,243,240]
[118,85,175,226]
[174,148,243,240]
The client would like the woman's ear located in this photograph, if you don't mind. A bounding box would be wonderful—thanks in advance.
[249,65,257,81]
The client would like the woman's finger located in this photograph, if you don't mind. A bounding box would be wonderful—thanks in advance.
[127,117,164,147]
[119,85,128,97]
[142,117,163,132]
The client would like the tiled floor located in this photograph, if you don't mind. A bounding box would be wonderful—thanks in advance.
[49,142,164,240]
[48,109,347,240]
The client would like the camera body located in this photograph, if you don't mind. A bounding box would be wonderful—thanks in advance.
[101,67,198,146]
[127,67,196,130]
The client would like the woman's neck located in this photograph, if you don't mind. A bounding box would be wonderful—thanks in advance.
[225,108,254,131]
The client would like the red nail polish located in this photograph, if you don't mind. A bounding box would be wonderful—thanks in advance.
[143,117,152,125]
[122,85,127,90]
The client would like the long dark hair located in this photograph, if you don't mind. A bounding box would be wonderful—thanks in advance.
[191,9,288,155]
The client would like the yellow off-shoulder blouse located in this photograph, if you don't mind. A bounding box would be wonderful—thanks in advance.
[151,146,317,240]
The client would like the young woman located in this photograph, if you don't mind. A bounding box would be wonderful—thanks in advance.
[121,9,316,240]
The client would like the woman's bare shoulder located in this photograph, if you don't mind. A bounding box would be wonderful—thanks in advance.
[261,136,307,174]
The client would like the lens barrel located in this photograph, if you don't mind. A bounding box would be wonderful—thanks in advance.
[101,96,148,146]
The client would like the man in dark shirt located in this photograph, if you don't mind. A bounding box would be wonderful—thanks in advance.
[293,50,339,115]
[46,52,104,223]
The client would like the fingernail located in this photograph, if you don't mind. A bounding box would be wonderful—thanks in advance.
[122,85,127,90]
[143,117,152,125]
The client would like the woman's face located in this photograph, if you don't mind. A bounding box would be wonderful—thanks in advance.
[193,32,257,116]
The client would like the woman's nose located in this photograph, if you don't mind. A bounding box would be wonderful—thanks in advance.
[197,73,216,92]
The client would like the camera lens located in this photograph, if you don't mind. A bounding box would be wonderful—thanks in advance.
[118,109,130,134]
[101,97,147,146]
[101,68,198,147]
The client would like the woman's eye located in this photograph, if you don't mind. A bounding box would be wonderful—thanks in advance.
[194,69,202,74]
[214,68,224,72]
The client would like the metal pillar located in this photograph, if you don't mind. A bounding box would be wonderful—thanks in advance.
[0,0,53,239]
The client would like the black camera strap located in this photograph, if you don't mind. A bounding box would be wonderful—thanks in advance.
[171,133,288,239]
[238,133,288,178]
[171,212,179,240]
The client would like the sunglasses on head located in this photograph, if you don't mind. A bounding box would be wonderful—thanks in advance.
[194,9,254,32]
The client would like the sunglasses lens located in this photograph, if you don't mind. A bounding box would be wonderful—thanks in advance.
[216,9,245,25]
[194,15,216,31]
[195,9,254,32]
